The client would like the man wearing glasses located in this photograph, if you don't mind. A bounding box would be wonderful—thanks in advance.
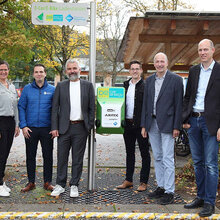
[116,60,151,192]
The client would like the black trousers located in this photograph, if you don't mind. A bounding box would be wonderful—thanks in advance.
[0,116,15,185]
[56,123,88,188]
[123,122,151,184]
[25,127,53,183]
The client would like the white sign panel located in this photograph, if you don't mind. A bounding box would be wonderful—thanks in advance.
[101,104,122,128]
[31,2,88,26]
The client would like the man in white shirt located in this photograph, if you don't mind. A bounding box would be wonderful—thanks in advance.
[116,60,151,191]
[50,59,95,197]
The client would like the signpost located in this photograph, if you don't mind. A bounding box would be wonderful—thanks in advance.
[31,2,96,191]
[32,2,88,26]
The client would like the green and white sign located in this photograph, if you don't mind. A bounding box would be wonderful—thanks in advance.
[31,2,88,26]
[96,87,125,134]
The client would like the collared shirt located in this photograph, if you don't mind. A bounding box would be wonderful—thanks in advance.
[69,80,83,121]
[193,60,215,112]
[126,79,140,119]
[153,71,167,115]
[0,81,19,126]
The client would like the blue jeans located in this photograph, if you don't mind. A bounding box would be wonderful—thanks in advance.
[188,116,219,205]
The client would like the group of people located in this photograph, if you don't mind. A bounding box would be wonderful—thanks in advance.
[0,38,219,217]
[0,59,95,199]
[116,38,220,217]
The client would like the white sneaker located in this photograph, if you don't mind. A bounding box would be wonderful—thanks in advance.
[0,185,10,197]
[3,182,11,192]
[70,185,79,197]
[50,184,65,197]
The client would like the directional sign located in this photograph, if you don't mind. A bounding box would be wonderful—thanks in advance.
[31,2,89,26]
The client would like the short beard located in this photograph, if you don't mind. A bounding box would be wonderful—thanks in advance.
[68,73,80,81]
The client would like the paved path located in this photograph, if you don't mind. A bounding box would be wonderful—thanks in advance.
[8,133,189,168]
[2,133,211,219]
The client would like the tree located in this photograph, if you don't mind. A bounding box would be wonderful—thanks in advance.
[0,0,90,81]
[96,0,127,86]
[0,0,36,80]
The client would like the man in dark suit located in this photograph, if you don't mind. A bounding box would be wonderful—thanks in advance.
[50,59,95,197]
[183,39,220,217]
[141,52,183,205]
[116,60,151,192]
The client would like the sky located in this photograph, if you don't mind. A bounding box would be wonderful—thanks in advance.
[190,0,220,11]
[55,0,220,12]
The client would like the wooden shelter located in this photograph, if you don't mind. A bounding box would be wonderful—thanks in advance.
[116,11,220,75]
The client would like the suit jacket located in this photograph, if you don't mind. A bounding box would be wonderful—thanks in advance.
[182,61,220,135]
[51,79,95,134]
[141,70,183,133]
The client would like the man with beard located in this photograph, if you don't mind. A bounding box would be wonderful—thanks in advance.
[50,59,95,197]
[18,64,55,192]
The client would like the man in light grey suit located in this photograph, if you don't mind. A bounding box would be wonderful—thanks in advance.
[50,59,95,197]
[141,52,183,205]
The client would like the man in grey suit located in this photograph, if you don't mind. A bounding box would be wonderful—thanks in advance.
[50,59,95,197]
[141,52,183,205]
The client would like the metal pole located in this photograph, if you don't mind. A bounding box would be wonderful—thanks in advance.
[88,1,96,191]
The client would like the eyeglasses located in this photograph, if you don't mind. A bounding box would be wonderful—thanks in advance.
[0,69,9,72]
[130,68,140,71]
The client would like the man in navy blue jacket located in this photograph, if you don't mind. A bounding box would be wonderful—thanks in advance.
[18,64,55,192]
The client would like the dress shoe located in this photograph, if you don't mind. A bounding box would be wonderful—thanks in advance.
[148,187,165,199]
[116,180,133,189]
[137,183,147,192]
[44,182,54,191]
[199,203,215,217]
[184,197,204,209]
[159,193,174,205]
[21,182,36,192]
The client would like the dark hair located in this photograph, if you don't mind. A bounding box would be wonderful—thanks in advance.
[0,60,9,69]
[34,64,46,72]
[129,60,142,69]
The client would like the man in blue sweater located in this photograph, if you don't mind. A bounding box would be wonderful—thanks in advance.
[18,64,55,192]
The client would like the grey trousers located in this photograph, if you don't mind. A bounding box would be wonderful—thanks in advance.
[148,119,175,194]
[56,123,88,187]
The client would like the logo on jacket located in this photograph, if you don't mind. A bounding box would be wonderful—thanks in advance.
[44,92,52,95]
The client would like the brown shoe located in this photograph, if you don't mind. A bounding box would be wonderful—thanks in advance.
[116,180,133,189]
[137,182,147,192]
[44,182,54,191]
[21,182,36,192]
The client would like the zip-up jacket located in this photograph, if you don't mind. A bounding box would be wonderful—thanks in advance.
[18,80,55,128]
[124,78,145,128]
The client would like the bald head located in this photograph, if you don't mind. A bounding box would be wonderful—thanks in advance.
[153,52,169,76]
[198,39,214,49]
[154,52,168,63]
[198,39,215,67]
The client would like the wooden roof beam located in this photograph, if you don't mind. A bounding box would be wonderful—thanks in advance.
[170,44,194,67]
[139,34,220,44]
[203,21,209,31]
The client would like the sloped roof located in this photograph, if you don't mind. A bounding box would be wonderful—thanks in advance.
[117,11,220,71]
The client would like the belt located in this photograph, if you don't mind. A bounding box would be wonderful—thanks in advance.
[70,120,84,124]
[192,112,205,118]
[126,119,134,123]
[152,115,156,118]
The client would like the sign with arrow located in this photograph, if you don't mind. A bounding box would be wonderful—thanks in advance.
[31,2,88,26]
